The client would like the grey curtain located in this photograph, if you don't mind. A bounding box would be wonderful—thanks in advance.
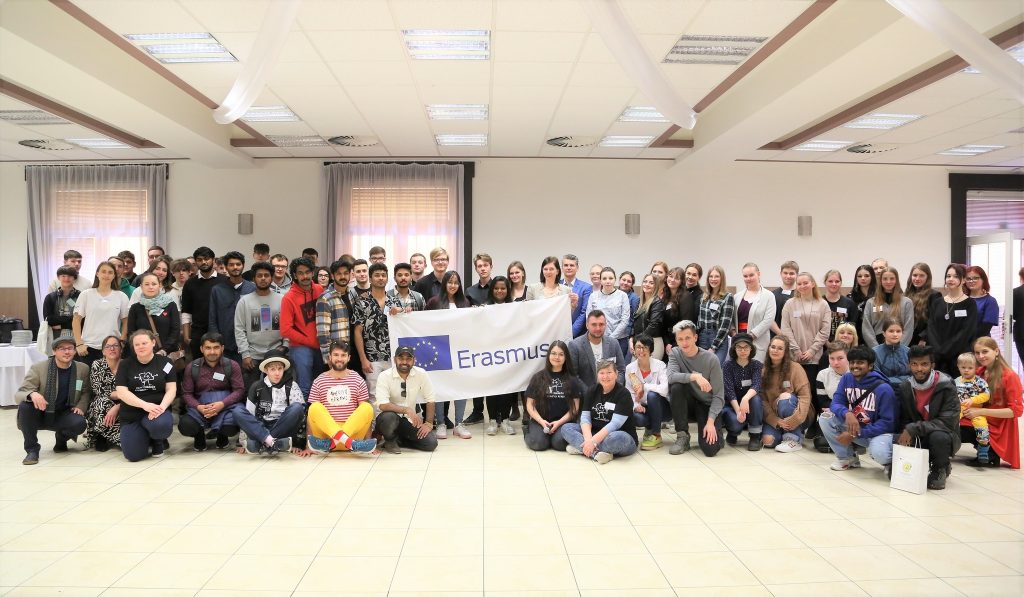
[26,163,168,320]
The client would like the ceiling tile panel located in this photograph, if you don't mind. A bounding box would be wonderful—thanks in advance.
[416,85,490,105]
[328,61,416,87]
[568,62,634,87]
[266,62,338,87]
[686,0,812,37]
[270,85,371,135]
[306,30,406,62]
[619,0,705,35]
[73,0,204,33]
[493,62,575,86]
[408,61,492,87]
[495,0,590,32]
[177,0,270,32]
[214,31,321,63]
[388,0,493,30]
[494,32,587,63]
[296,0,396,30]
[548,86,635,133]
[577,33,616,63]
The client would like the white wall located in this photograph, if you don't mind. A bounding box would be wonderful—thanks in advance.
[0,157,951,290]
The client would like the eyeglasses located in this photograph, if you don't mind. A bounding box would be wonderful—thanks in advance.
[102,344,122,351]
[55,345,76,352]
[432,258,449,263]
[965,277,981,282]
[400,381,407,398]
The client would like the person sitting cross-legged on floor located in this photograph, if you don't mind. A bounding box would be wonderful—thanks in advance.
[231,353,306,456]
[301,341,377,456]
[178,332,245,451]
[374,345,438,454]
[16,335,90,465]
[561,359,639,464]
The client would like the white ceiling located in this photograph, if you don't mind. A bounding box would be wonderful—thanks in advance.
[0,0,1021,166]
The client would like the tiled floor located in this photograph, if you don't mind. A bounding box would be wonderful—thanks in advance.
[1,407,1022,596]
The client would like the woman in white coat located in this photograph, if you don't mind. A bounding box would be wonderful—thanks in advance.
[735,263,776,362]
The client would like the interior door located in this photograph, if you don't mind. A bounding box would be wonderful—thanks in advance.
[968,232,1023,372]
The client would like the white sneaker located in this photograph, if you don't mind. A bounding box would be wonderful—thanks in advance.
[775,439,803,453]
[435,425,447,440]
[501,420,516,435]
[565,444,584,456]
[486,420,498,435]
[830,456,861,471]
[454,424,472,439]
[594,451,613,464]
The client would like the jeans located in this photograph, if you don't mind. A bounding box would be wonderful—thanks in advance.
[178,408,239,439]
[763,395,804,445]
[288,346,319,399]
[17,403,87,451]
[376,411,438,452]
[231,402,305,444]
[668,382,724,457]
[818,411,893,464]
[120,411,173,462]
[632,391,670,434]
[721,394,764,435]
[698,330,729,366]
[523,420,570,451]
[560,422,637,458]
[436,399,467,426]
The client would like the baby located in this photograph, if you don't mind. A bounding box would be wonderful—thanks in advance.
[955,352,990,462]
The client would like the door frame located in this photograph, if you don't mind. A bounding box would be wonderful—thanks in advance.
[950,173,1024,264]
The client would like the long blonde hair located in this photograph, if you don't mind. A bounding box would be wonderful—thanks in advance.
[704,265,728,301]
[872,267,905,307]
[637,273,662,315]
[975,336,1014,408]
[796,272,822,301]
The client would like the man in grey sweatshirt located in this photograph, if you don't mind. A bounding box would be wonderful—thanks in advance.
[667,320,725,457]
[234,262,285,389]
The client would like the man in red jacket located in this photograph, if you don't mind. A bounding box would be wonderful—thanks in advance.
[280,257,323,398]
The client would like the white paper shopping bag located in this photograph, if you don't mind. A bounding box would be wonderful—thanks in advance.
[890,443,930,494]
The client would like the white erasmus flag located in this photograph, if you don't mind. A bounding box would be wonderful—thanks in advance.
[386,295,573,401]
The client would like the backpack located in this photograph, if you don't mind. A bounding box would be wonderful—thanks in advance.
[190,357,235,387]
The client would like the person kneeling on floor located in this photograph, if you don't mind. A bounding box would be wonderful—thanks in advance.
[179,332,245,451]
[561,359,639,464]
[374,345,438,454]
[232,353,306,455]
[302,341,377,456]
[16,335,90,465]
[894,345,960,490]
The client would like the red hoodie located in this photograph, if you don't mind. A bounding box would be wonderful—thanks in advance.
[281,282,323,350]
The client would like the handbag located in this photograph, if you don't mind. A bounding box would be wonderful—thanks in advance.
[36,321,54,356]
[890,440,929,494]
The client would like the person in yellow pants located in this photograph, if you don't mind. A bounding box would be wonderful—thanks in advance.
[300,341,377,455]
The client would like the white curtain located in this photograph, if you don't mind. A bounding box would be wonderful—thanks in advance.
[26,164,168,320]
[324,162,465,270]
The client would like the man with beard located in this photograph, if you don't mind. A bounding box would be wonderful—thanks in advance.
[208,251,256,364]
[353,262,403,395]
[181,246,225,357]
[281,257,324,399]
[234,262,284,389]
[16,336,91,464]
[375,345,438,454]
[386,262,425,313]
[894,345,960,490]
[317,259,357,365]
[303,341,377,455]
[179,332,245,451]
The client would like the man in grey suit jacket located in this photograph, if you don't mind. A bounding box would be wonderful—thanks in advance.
[568,310,625,392]
[16,336,91,465]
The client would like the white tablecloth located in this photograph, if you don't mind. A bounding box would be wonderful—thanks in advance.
[0,345,47,406]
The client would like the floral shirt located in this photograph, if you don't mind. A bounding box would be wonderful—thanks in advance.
[351,292,403,363]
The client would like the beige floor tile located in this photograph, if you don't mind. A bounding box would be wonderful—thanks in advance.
[815,545,933,580]
[919,515,1024,542]
[401,526,483,556]
[580,590,675,597]
[986,513,1024,533]
[120,502,202,526]
[1,523,108,551]
[152,483,234,503]
[653,552,759,587]
[940,491,1024,515]
[689,499,771,523]
[159,524,256,554]
[203,554,313,592]
[636,524,728,553]
[484,503,559,527]
[881,494,969,517]
[70,467,141,484]
[546,483,617,504]
[264,503,347,527]
[337,505,414,529]
[626,501,700,525]
[91,482,174,502]
[392,555,483,592]
[78,524,181,552]
[237,525,330,555]
[785,520,883,548]
[852,517,959,545]
[30,482,112,502]
[765,581,868,596]
[821,496,913,518]
[480,526,564,556]
[196,591,286,597]
[901,543,1019,577]
[940,574,1024,597]
[113,553,228,589]
[673,587,772,596]
[552,502,629,526]
[5,588,102,596]
[669,479,743,501]
[799,480,871,499]
[608,483,683,504]
[189,502,275,526]
[22,550,147,587]
[757,498,843,521]
[738,548,847,584]
[0,523,34,545]
[289,483,358,506]
[560,525,645,554]
[483,555,575,591]
[855,578,963,596]
[318,527,406,557]
[571,553,670,590]
[968,541,1024,573]
[710,521,805,550]
[0,501,76,524]
[295,556,397,592]
[123,467,197,484]
[410,504,483,528]
[49,501,142,525]
[101,589,197,596]
[0,551,67,586]
[350,484,421,507]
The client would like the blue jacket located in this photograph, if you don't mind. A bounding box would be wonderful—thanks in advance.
[569,278,593,338]
[208,280,256,352]
[830,370,898,439]
[873,343,909,383]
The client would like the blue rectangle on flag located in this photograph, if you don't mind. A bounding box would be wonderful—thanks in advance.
[397,335,453,371]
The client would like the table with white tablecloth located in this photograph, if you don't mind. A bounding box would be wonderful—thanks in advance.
[0,345,47,406]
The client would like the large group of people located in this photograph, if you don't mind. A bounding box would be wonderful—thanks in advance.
[19,245,1024,493]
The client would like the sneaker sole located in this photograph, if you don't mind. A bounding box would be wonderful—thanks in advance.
[640,443,662,451]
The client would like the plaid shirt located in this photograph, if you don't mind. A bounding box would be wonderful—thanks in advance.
[386,288,426,312]
[697,292,736,351]
[316,285,350,362]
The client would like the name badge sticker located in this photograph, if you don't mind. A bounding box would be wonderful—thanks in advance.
[837,307,848,314]
[782,380,792,389]
[782,289,792,295]
[604,402,617,413]
[75,379,83,391]
[163,362,173,374]
[741,379,752,388]
[709,303,720,311]
[954,310,967,318]
[212,372,226,381]
[793,311,802,318]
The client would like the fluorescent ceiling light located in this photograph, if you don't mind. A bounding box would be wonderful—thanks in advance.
[663,34,768,65]
[0,110,70,125]
[792,140,851,152]
[426,104,488,120]
[267,135,329,147]
[241,106,301,122]
[962,43,1024,73]
[599,135,655,148]
[618,106,669,122]
[124,32,213,41]
[435,134,487,146]
[938,144,1005,156]
[843,113,923,130]
[142,42,229,55]
[159,56,237,64]
[66,137,131,149]
[403,29,489,60]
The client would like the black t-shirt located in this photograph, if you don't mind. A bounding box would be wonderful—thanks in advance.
[55,365,73,411]
[115,355,176,424]
[773,287,794,329]
[824,295,858,342]
[526,370,582,420]
[582,383,637,445]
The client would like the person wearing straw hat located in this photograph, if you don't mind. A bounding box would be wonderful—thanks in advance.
[231,353,306,455]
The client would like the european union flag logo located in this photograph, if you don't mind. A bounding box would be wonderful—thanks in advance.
[397,335,453,372]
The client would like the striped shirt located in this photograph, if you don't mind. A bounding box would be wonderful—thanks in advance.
[308,370,370,422]
[316,286,351,362]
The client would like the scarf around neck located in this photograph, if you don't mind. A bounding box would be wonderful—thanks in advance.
[909,370,939,391]
[139,291,174,316]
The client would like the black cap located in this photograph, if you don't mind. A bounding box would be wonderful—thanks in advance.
[394,345,415,358]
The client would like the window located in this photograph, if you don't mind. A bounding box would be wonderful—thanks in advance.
[51,187,150,280]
